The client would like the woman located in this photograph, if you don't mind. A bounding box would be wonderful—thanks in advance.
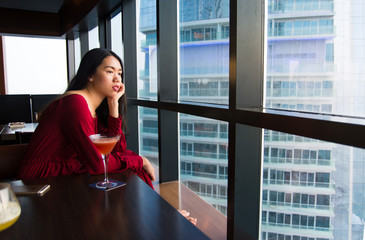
[17,48,155,188]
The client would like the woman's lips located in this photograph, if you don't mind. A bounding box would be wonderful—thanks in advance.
[112,86,120,91]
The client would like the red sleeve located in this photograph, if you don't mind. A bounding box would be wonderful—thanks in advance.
[98,116,144,172]
[59,95,126,174]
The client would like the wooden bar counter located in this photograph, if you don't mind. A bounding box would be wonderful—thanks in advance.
[0,171,209,240]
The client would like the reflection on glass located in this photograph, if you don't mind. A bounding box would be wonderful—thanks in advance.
[137,0,230,216]
[261,129,365,240]
[179,113,228,216]
[137,0,157,99]
[266,0,365,119]
[138,107,159,181]
[263,1,365,239]
[179,0,230,105]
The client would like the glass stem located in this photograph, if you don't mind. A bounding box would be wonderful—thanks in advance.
[102,154,109,184]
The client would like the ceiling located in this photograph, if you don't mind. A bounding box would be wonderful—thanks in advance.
[0,0,64,13]
[0,0,122,38]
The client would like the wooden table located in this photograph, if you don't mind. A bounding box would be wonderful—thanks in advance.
[0,171,209,240]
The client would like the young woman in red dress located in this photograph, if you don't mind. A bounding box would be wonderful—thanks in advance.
[17,48,155,188]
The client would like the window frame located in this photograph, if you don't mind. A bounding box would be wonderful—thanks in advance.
[69,0,365,239]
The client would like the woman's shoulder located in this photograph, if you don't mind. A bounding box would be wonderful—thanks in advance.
[62,91,86,101]
[51,92,89,113]
[58,92,87,106]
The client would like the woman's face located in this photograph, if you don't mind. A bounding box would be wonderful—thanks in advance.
[90,55,123,97]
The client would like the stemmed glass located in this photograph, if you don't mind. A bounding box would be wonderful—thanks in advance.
[0,183,21,231]
[89,133,120,189]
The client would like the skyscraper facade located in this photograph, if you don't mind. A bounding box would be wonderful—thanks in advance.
[138,0,365,239]
[138,0,230,215]
[262,1,337,239]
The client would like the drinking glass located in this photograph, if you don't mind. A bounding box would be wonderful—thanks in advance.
[0,183,21,231]
[89,134,120,189]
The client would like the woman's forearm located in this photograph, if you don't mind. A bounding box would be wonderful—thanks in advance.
[108,99,119,118]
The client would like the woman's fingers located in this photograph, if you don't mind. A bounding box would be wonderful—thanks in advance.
[178,210,190,217]
[142,156,156,181]
[178,209,197,225]
[188,217,197,225]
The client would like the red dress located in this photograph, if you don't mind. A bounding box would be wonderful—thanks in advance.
[17,94,153,188]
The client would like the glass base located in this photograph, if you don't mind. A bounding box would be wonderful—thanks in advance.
[96,180,118,189]
[89,179,126,191]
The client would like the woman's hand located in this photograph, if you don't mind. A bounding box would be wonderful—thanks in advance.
[108,83,125,118]
[178,210,197,225]
[114,83,125,101]
[142,156,156,181]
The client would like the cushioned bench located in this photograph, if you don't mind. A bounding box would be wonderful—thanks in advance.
[155,181,227,240]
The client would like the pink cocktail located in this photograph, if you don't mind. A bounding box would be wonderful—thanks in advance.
[89,134,120,189]
[92,138,119,155]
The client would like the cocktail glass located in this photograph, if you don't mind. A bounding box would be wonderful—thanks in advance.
[89,134,120,189]
[0,183,21,231]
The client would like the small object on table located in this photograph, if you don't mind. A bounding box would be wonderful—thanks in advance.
[8,122,25,130]
[9,180,50,196]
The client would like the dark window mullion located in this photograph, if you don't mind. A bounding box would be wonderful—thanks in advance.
[230,0,265,239]
[122,0,139,153]
[79,31,89,57]
[157,0,178,182]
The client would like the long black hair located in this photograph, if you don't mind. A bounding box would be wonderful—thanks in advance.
[67,48,127,132]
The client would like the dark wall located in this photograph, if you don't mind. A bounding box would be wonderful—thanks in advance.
[0,94,59,124]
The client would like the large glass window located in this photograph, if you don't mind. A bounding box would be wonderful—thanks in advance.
[260,129,365,239]
[265,0,365,118]
[137,0,157,100]
[138,107,159,181]
[179,113,228,215]
[88,26,100,50]
[263,2,365,238]
[3,36,67,94]
[111,12,124,62]
[178,0,229,105]
[74,37,81,72]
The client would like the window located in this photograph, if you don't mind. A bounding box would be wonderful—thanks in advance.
[138,0,157,99]
[88,26,100,49]
[111,12,123,61]
[3,36,67,94]
[142,120,158,133]
[179,0,229,105]
[179,114,228,214]
[132,0,365,238]
[142,138,158,152]
[261,129,339,237]
[194,123,218,137]
[138,107,159,180]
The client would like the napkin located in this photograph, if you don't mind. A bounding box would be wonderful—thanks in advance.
[9,122,25,130]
